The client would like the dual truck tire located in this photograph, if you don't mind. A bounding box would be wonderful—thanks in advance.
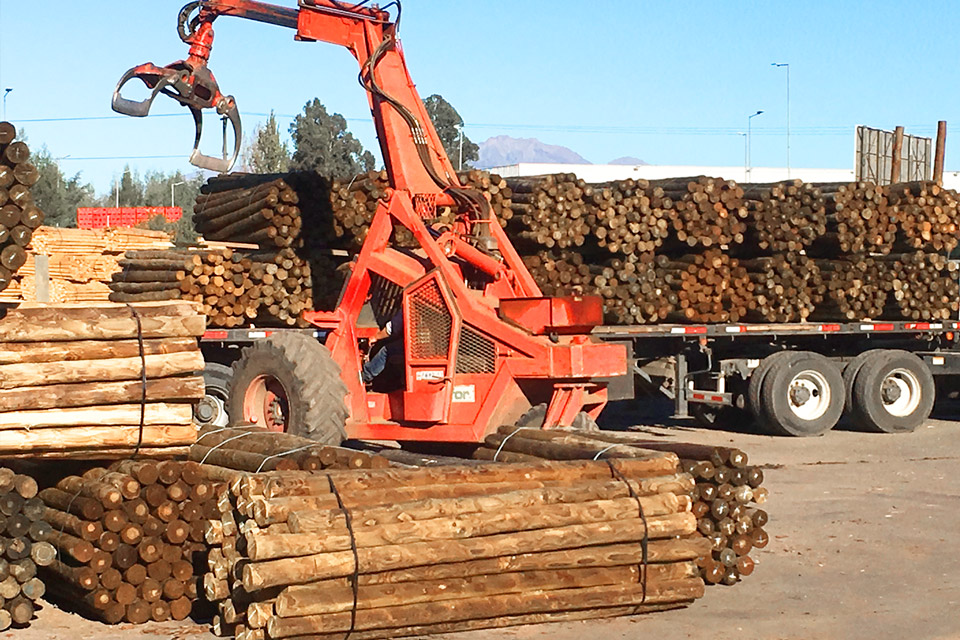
[740,349,934,436]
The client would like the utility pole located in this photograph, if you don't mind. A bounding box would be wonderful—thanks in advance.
[747,110,764,181]
[171,181,186,207]
[456,124,464,171]
[2,88,11,120]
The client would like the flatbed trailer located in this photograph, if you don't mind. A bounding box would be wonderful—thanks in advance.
[594,319,960,435]
[195,318,960,437]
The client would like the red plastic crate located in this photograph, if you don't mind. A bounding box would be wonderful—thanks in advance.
[76,207,182,229]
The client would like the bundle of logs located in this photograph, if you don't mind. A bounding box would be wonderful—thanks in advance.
[103,166,960,326]
[507,174,960,324]
[0,122,45,293]
[472,427,768,587]
[190,425,392,473]
[203,457,706,639]
[0,302,204,458]
[38,460,219,624]
[0,468,53,629]
[108,248,325,327]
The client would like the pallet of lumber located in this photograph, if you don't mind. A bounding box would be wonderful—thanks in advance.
[0,466,54,629]
[0,122,44,293]
[202,456,706,639]
[0,301,204,458]
[473,427,769,587]
[37,460,223,624]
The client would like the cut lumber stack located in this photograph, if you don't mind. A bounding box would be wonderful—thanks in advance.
[0,226,174,304]
[0,466,54,629]
[38,460,221,624]
[190,425,392,472]
[0,301,204,459]
[473,427,769,587]
[203,457,706,639]
[0,122,45,294]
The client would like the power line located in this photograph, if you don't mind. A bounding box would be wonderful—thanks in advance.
[11,112,938,137]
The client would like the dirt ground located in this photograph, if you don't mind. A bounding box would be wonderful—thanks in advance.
[12,415,960,640]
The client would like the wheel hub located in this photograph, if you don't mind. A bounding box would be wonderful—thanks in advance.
[243,374,290,433]
[789,384,813,407]
[881,379,902,404]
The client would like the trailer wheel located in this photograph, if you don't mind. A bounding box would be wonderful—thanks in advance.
[195,362,232,428]
[842,350,880,414]
[747,351,801,422]
[228,333,349,444]
[850,350,934,433]
[515,403,599,431]
[758,353,844,437]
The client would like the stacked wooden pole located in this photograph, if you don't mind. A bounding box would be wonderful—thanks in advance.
[817,182,898,255]
[38,460,221,624]
[473,427,768,587]
[327,171,391,250]
[586,179,668,254]
[203,457,705,640]
[814,256,895,321]
[0,467,53,629]
[0,302,204,458]
[887,252,960,320]
[653,177,747,249]
[110,246,327,327]
[740,180,827,252]
[458,170,514,227]
[742,254,825,323]
[887,181,960,252]
[194,178,302,250]
[657,250,755,323]
[190,425,392,473]
[0,122,45,292]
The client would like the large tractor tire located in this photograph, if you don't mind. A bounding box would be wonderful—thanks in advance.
[195,362,233,428]
[849,350,934,433]
[756,352,844,437]
[227,333,349,444]
[516,403,599,431]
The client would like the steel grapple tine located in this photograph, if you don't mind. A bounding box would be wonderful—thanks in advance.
[187,100,242,174]
[111,63,179,118]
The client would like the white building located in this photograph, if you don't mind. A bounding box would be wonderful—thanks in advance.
[487,163,960,191]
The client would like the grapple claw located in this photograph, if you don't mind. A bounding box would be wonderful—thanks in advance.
[110,7,242,173]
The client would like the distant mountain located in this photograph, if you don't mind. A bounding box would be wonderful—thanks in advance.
[477,135,590,168]
[609,156,649,166]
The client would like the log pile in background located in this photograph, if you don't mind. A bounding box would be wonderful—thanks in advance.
[203,457,706,640]
[0,122,45,294]
[0,302,204,459]
[38,460,219,624]
[190,425,392,473]
[473,427,768,587]
[0,226,173,304]
[0,467,54,629]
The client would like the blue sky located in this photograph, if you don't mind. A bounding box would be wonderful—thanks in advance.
[0,1,956,195]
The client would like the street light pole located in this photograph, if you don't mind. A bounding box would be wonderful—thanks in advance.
[772,63,790,178]
[115,168,133,209]
[747,110,764,181]
[171,181,186,207]
[2,88,11,120]
[738,133,747,182]
[456,124,464,171]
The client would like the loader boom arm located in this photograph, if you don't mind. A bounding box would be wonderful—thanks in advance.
[184,0,461,196]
